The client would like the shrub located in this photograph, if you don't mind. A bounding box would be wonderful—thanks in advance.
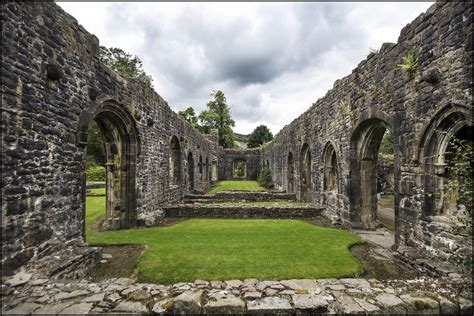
[87,165,106,182]
[444,136,473,219]
[257,166,274,189]
[233,160,246,178]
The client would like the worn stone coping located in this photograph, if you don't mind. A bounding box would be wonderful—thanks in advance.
[214,191,294,196]
[186,191,296,199]
[2,273,472,315]
[166,203,319,209]
[162,203,324,219]
[86,182,106,189]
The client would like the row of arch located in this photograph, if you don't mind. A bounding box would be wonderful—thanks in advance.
[78,98,471,241]
[78,98,217,232]
[285,141,338,201]
[279,105,472,234]
[169,135,215,192]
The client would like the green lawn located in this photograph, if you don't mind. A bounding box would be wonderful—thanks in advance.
[208,180,266,194]
[86,196,106,238]
[87,188,105,195]
[86,196,364,284]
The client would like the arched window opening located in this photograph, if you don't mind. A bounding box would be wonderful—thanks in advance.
[323,144,338,192]
[300,143,312,202]
[187,152,194,193]
[287,152,294,193]
[211,160,218,182]
[199,155,203,181]
[169,136,182,185]
[205,157,209,182]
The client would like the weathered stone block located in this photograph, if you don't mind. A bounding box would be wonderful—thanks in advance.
[204,296,246,314]
[172,290,203,314]
[247,297,293,314]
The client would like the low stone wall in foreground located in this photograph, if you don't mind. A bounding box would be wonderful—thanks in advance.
[2,273,472,314]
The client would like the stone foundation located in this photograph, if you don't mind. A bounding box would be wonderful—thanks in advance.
[163,204,322,219]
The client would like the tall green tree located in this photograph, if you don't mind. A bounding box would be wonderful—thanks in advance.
[99,46,153,88]
[86,120,106,166]
[247,125,273,148]
[178,107,200,129]
[379,130,394,155]
[199,90,236,148]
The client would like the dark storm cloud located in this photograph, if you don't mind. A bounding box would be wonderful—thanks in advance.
[107,2,366,89]
[61,1,432,133]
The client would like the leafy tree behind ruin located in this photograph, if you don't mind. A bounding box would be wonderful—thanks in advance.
[445,136,473,221]
[199,90,236,148]
[247,125,273,148]
[86,121,106,181]
[379,130,394,158]
[257,165,274,189]
[99,46,153,88]
[178,107,200,129]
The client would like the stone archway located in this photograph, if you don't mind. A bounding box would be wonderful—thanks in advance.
[211,159,218,182]
[418,107,472,218]
[199,155,203,182]
[300,143,312,202]
[323,142,338,192]
[205,157,209,182]
[349,117,396,231]
[78,99,139,232]
[187,152,194,193]
[287,152,294,193]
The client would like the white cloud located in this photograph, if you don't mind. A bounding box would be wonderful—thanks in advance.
[57,1,433,134]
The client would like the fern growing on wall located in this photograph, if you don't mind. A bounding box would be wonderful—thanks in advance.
[396,51,419,72]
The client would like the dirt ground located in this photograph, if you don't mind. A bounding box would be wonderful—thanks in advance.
[349,243,420,280]
[377,194,395,231]
[87,245,145,281]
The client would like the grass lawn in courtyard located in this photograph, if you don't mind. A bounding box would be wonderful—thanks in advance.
[86,196,364,284]
[87,187,105,195]
[208,180,266,194]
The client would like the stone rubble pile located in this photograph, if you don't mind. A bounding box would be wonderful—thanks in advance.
[2,272,472,314]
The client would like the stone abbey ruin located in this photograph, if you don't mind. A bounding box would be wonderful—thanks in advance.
[1,1,473,314]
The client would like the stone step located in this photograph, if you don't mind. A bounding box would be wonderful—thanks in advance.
[184,194,215,200]
[163,204,323,219]
[184,191,297,203]
[184,199,299,204]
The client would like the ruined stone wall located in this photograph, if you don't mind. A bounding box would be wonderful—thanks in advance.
[263,1,472,264]
[218,148,262,181]
[1,2,218,271]
[1,0,472,275]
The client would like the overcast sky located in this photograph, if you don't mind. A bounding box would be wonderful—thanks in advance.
[58,2,433,135]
